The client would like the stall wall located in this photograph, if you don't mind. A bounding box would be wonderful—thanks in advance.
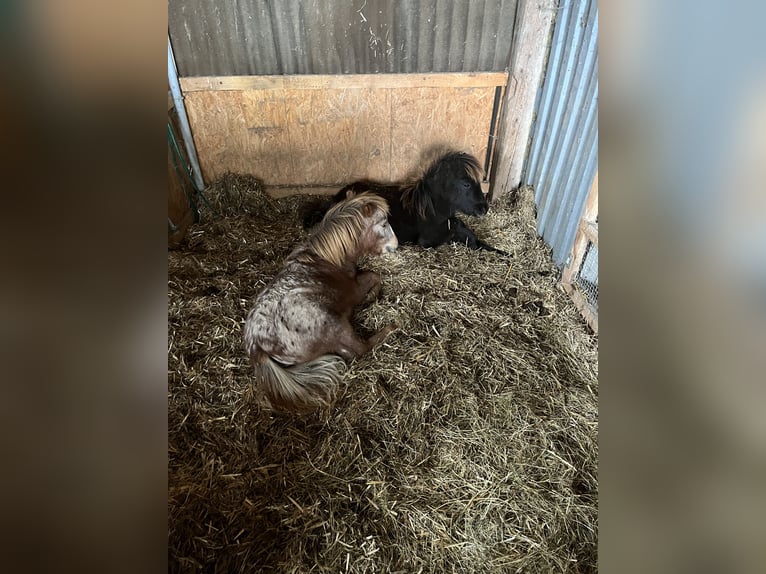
[169,0,519,76]
[180,73,506,190]
[523,0,598,267]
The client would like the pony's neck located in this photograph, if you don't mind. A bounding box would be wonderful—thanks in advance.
[290,245,356,274]
[423,181,453,220]
[338,258,358,274]
[330,247,360,274]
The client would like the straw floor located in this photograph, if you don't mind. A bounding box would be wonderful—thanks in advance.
[168,175,598,573]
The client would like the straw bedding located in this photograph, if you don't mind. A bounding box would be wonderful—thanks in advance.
[168,174,598,573]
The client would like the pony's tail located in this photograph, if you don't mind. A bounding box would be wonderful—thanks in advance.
[253,353,346,412]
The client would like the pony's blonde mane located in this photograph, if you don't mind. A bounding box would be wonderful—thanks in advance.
[401,149,484,218]
[294,193,389,268]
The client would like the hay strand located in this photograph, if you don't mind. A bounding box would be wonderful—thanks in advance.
[169,173,598,573]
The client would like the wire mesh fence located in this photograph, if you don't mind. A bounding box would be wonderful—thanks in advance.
[576,241,598,311]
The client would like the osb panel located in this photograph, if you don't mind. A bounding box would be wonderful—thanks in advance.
[389,86,495,179]
[185,83,498,188]
[282,88,391,185]
[342,88,391,182]
[185,90,293,183]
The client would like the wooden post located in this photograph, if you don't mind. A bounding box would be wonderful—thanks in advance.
[561,171,598,333]
[562,172,598,285]
[489,0,556,198]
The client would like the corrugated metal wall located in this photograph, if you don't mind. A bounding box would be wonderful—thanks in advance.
[522,0,598,268]
[168,0,518,76]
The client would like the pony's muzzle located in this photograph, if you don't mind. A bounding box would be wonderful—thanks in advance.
[474,202,489,216]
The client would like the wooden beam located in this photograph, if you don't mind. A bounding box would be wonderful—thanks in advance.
[562,283,598,334]
[561,171,598,285]
[581,171,599,223]
[180,72,509,92]
[490,0,556,197]
[561,229,589,285]
[581,221,598,247]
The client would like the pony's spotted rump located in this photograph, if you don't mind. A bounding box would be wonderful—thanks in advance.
[244,193,398,412]
[303,149,509,255]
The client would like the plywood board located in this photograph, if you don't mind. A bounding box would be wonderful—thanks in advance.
[180,73,509,92]
[182,73,506,189]
[185,90,294,184]
[282,88,392,185]
[389,87,495,179]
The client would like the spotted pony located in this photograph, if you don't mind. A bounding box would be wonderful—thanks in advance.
[244,193,398,412]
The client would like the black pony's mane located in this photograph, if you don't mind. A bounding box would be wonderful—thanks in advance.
[401,151,483,218]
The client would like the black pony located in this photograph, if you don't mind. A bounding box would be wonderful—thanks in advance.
[303,150,509,255]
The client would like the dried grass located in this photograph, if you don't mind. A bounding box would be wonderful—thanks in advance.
[168,173,598,573]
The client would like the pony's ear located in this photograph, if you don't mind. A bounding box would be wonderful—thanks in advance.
[346,190,356,199]
[362,203,375,217]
